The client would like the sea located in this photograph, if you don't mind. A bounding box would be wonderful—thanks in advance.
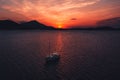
[0,30,120,80]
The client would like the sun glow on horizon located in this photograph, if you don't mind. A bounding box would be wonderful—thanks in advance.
[58,25,62,29]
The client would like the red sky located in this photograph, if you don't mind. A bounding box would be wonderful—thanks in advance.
[0,0,120,28]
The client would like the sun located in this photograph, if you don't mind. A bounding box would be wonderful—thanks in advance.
[58,25,62,29]
[56,22,63,29]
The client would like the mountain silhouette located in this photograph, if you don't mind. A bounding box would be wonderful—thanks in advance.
[0,20,55,30]
[20,20,55,30]
[0,20,18,29]
[97,17,120,29]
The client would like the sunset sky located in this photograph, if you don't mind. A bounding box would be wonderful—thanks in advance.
[0,0,120,28]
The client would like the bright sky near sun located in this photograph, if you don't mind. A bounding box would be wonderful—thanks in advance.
[0,0,120,28]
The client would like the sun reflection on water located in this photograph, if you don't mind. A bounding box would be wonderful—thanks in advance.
[55,32,63,53]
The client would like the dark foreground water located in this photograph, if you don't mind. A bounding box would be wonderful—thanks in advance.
[0,30,120,80]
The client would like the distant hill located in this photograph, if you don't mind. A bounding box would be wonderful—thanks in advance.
[19,20,55,30]
[0,20,18,29]
[0,20,55,30]
[97,17,120,29]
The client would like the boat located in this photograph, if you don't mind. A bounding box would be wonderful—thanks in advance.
[45,41,60,63]
[46,52,60,63]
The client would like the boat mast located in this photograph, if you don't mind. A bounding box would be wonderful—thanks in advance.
[49,40,50,55]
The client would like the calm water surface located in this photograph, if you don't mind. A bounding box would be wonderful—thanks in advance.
[0,30,120,80]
